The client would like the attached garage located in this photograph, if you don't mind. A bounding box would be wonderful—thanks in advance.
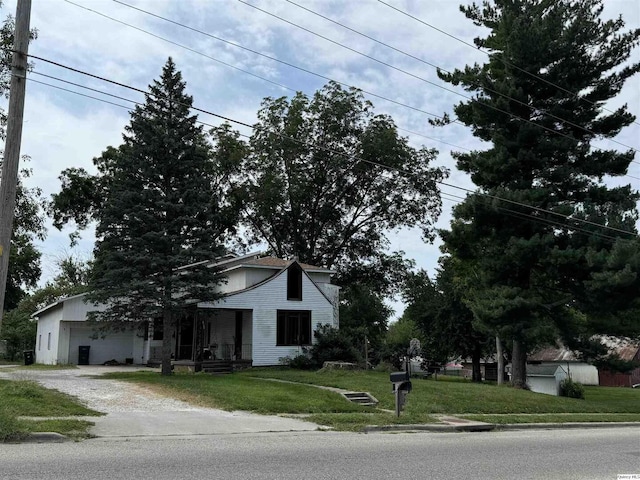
[67,326,138,365]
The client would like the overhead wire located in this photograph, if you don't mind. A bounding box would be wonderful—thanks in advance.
[282,0,640,155]
[236,0,640,156]
[63,0,457,133]
[29,74,625,246]
[377,0,640,128]
[24,54,639,240]
[106,0,640,167]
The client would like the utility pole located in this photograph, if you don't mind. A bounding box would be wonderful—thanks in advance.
[0,0,32,330]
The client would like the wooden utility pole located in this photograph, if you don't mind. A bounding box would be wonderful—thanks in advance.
[0,0,32,329]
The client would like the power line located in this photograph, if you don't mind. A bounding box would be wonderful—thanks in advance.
[25,55,638,239]
[237,0,640,156]
[377,0,640,128]
[283,0,640,156]
[32,73,627,246]
[64,0,452,127]
[76,1,640,163]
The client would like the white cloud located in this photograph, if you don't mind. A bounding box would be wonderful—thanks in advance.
[0,0,637,318]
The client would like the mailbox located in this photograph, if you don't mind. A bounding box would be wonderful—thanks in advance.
[391,371,412,417]
[390,371,409,383]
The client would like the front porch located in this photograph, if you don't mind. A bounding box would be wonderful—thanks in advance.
[145,308,254,365]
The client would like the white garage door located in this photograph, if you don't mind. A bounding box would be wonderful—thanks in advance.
[68,327,135,365]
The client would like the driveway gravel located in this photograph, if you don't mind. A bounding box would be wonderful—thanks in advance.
[0,366,319,437]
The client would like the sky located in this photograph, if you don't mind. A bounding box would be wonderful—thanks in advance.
[2,0,639,318]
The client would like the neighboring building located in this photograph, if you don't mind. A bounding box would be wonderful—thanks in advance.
[523,364,568,396]
[597,338,640,388]
[528,345,599,385]
[33,253,339,367]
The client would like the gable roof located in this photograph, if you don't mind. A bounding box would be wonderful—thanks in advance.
[221,255,335,274]
[207,259,337,306]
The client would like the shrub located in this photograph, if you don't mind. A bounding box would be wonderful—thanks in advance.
[560,378,585,399]
[287,354,314,370]
[309,325,361,368]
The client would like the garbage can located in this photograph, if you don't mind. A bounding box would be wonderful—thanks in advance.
[78,345,91,365]
[23,350,34,366]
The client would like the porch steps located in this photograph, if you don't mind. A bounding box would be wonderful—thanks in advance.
[202,360,233,375]
[342,392,379,407]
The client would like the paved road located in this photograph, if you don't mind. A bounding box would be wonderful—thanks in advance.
[0,366,318,435]
[1,428,639,480]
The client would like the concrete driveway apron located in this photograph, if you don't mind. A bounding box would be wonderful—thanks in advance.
[0,366,318,437]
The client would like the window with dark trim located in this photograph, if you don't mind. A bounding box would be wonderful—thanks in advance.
[152,319,163,340]
[287,263,302,300]
[277,310,311,346]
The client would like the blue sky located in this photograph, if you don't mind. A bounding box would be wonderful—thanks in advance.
[2,0,639,318]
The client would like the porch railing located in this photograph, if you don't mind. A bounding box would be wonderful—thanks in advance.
[215,344,252,361]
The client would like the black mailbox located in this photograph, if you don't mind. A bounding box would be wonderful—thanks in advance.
[390,371,409,383]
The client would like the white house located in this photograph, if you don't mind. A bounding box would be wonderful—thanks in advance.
[33,253,339,367]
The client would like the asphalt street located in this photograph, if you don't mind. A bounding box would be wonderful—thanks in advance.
[2,428,639,480]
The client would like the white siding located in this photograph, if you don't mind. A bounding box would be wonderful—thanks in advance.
[219,270,247,293]
[202,270,336,366]
[245,268,276,287]
[34,306,63,365]
[527,376,562,396]
[61,295,105,321]
[307,272,332,284]
[67,325,145,364]
[537,362,599,385]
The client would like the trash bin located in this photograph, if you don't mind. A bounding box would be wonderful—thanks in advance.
[23,350,34,366]
[78,345,91,365]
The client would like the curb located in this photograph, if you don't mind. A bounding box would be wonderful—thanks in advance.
[364,422,640,433]
[23,432,70,443]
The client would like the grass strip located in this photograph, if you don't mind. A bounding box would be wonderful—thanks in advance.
[0,379,99,442]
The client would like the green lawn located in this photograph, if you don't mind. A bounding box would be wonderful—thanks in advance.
[101,368,640,431]
[0,379,100,442]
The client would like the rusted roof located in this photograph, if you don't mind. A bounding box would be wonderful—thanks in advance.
[529,337,640,362]
[529,346,579,362]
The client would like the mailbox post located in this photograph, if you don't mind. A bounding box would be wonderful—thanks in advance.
[390,371,412,417]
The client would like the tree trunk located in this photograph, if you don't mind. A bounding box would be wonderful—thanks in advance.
[496,335,504,386]
[471,344,482,382]
[511,339,527,388]
[161,308,173,376]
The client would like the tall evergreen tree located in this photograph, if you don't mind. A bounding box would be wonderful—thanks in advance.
[438,0,640,387]
[88,59,233,375]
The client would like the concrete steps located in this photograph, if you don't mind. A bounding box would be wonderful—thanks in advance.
[202,360,233,374]
[342,392,379,407]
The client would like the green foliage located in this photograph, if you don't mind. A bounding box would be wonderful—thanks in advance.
[339,283,393,363]
[1,255,91,361]
[1,164,46,312]
[437,0,640,386]
[560,378,585,400]
[211,81,446,291]
[380,316,423,368]
[284,353,314,370]
[310,324,361,368]
[59,59,238,374]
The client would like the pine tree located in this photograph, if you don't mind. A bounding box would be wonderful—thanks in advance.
[89,59,232,375]
[438,1,640,387]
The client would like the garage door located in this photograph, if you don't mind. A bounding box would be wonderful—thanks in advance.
[68,327,135,365]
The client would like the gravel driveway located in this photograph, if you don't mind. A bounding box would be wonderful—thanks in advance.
[0,366,319,437]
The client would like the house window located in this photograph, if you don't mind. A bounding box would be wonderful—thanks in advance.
[38,335,41,351]
[47,333,51,350]
[152,319,163,340]
[277,310,311,346]
[287,263,302,300]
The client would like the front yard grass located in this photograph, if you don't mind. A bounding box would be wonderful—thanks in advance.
[0,379,99,442]
[102,368,640,431]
